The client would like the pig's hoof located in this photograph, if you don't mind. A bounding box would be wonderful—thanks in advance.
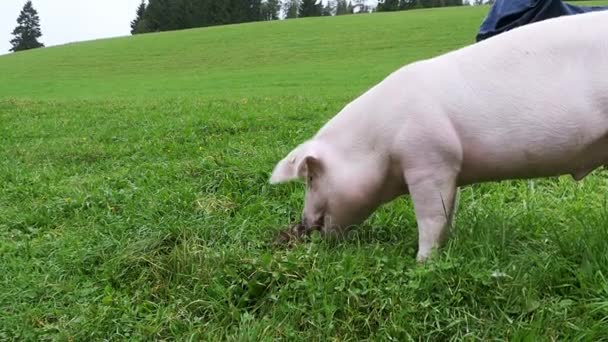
[416,251,432,263]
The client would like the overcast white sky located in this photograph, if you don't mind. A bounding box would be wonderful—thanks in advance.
[1,0,147,55]
[1,0,379,56]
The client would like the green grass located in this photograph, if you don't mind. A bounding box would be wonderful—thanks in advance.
[0,6,486,100]
[2,3,608,340]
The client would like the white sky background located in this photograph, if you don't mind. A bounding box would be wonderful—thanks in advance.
[0,0,379,56]
[1,0,151,55]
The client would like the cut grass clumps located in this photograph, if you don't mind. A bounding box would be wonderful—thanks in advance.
[2,2,608,340]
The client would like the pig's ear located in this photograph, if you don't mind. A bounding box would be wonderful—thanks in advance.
[269,144,322,184]
[296,155,322,181]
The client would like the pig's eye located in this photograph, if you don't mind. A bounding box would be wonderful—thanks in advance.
[308,176,313,183]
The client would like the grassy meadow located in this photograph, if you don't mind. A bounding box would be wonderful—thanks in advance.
[2,2,608,340]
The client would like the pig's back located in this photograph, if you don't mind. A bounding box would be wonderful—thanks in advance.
[413,11,608,183]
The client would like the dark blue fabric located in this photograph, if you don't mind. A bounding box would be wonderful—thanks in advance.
[476,0,608,42]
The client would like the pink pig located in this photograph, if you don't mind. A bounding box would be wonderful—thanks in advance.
[270,11,608,262]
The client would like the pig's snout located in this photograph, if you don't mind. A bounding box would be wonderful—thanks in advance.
[301,215,325,232]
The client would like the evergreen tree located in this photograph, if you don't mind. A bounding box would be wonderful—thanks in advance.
[261,0,280,20]
[244,0,263,22]
[171,0,196,30]
[207,0,230,25]
[347,1,354,13]
[419,0,436,7]
[190,0,207,27]
[399,0,417,9]
[378,0,400,11]
[445,0,463,6]
[285,0,300,18]
[414,0,462,7]
[134,0,334,32]
[268,0,281,18]
[378,0,462,10]
[130,1,149,34]
[299,0,322,17]
[227,0,262,23]
[228,0,248,23]
[9,1,44,52]
[144,0,173,31]
[335,0,349,14]
[322,0,335,16]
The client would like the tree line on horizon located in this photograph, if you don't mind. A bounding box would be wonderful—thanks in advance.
[377,0,465,11]
[130,0,471,35]
[7,0,511,53]
[130,0,370,34]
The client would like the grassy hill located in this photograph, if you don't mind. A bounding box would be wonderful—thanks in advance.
[0,6,487,100]
[2,3,608,340]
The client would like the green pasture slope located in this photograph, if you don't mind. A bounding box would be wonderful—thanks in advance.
[2,2,608,340]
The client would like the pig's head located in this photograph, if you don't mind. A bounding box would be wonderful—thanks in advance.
[269,140,380,234]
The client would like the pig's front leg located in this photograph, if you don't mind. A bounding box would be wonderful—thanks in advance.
[405,167,459,262]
